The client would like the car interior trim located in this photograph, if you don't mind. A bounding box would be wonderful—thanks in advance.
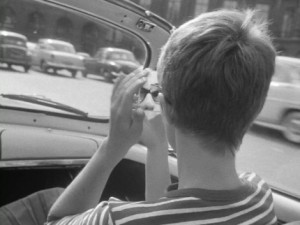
[104,0,174,32]
[0,159,89,169]
[272,190,300,222]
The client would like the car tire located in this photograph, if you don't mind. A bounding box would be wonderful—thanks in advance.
[24,65,30,73]
[70,70,77,78]
[103,69,113,83]
[82,70,88,78]
[282,111,300,144]
[40,61,48,74]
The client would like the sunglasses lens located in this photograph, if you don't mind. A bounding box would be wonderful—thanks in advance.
[151,91,159,102]
[139,85,161,104]
[139,88,148,102]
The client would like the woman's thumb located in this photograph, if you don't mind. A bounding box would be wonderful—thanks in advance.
[132,108,145,130]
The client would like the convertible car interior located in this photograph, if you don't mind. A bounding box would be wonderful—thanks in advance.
[0,0,299,225]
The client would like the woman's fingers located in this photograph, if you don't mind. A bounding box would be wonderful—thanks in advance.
[112,68,149,111]
[112,74,126,96]
[112,67,147,101]
[118,76,147,119]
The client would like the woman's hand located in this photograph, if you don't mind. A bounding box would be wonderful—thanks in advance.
[105,68,149,163]
[140,112,168,149]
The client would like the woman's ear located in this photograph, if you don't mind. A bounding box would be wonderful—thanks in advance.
[158,93,172,123]
[158,93,165,113]
[158,93,177,151]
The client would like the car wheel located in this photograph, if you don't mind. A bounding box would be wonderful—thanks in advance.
[70,70,77,78]
[103,69,113,83]
[82,70,88,78]
[24,65,30,73]
[40,61,48,73]
[282,112,300,144]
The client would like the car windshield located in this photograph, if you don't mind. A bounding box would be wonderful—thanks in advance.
[0,0,146,118]
[106,52,135,61]
[1,36,26,47]
[48,42,76,54]
[0,0,299,204]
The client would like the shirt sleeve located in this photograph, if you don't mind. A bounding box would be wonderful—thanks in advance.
[45,201,112,225]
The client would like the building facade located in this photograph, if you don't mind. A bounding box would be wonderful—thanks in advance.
[0,0,142,57]
[0,0,299,57]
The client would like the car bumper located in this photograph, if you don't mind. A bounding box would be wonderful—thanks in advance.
[0,57,30,66]
[46,61,84,71]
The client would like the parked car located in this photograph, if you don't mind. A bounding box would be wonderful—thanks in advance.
[30,39,85,77]
[0,0,300,224]
[83,47,140,82]
[0,30,31,72]
[256,56,300,144]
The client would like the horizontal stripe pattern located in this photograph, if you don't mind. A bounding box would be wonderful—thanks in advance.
[109,172,277,225]
[46,172,277,225]
[46,201,112,225]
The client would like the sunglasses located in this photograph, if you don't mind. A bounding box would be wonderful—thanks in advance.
[138,83,161,103]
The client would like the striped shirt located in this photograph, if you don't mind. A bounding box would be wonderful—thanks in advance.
[46,172,277,225]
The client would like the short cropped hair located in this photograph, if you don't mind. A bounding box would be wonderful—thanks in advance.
[158,9,276,154]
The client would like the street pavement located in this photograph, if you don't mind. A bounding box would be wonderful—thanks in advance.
[1,65,300,198]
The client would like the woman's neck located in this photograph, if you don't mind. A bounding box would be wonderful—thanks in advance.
[175,130,242,190]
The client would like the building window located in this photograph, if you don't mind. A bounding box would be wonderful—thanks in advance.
[166,0,181,24]
[281,8,294,38]
[81,22,99,55]
[194,0,209,17]
[0,6,16,30]
[55,17,73,42]
[223,0,237,9]
[27,12,46,40]
[255,4,270,21]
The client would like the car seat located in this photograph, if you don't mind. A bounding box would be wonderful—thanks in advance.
[0,187,64,225]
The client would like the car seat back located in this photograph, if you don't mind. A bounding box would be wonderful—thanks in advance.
[0,187,64,225]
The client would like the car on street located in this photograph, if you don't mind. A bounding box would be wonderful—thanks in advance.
[30,39,85,77]
[83,47,141,82]
[0,30,31,72]
[256,56,300,144]
[0,0,299,225]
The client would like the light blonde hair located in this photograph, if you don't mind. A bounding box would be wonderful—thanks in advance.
[158,9,276,154]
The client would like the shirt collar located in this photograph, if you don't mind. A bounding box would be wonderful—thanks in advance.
[164,181,254,202]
